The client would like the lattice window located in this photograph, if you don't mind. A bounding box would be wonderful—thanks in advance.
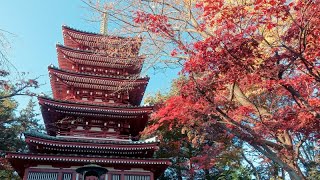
[124,175,151,180]
[112,174,121,180]
[62,173,72,180]
[27,172,58,180]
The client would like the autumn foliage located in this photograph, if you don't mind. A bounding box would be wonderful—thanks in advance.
[135,0,320,179]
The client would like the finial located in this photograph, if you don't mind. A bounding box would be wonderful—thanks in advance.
[100,11,108,35]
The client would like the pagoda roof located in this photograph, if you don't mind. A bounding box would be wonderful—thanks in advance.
[62,25,141,43]
[49,65,148,85]
[38,97,153,136]
[62,25,142,54]
[26,131,158,145]
[49,66,148,105]
[25,132,159,157]
[56,44,144,73]
[6,152,170,178]
[38,96,153,115]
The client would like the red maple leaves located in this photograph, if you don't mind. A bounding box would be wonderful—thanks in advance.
[134,11,174,37]
[135,0,319,179]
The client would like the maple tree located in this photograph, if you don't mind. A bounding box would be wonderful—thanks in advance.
[143,83,252,180]
[132,0,320,179]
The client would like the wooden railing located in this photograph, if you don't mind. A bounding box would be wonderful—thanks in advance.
[57,131,130,140]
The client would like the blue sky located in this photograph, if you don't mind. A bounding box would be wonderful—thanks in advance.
[0,0,179,110]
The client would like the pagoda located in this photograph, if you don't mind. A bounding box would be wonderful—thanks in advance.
[6,19,170,180]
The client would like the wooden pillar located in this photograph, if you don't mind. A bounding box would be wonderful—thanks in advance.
[75,63,79,72]
[23,168,29,180]
[57,170,63,180]
[72,172,77,180]
[120,172,125,180]
[70,87,75,99]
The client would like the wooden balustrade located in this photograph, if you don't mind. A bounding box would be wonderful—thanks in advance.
[58,131,130,140]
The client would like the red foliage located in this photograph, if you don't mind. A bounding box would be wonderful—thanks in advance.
[142,0,320,178]
[134,11,174,37]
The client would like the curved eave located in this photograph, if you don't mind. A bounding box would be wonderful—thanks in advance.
[38,97,153,115]
[38,97,153,136]
[49,66,149,85]
[26,135,159,152]
[62,25,142,52]
[49,66,148,105]
[52,80,137,91]
[62,25,142,43]
[56,44,144,73]
[25,132,159,145]
[7,152,170,165]
[6,152,170,178]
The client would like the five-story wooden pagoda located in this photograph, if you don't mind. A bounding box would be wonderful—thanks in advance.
[6,24,170,180]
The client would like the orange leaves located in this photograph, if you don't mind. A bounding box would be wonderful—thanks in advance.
[308,98,320,108]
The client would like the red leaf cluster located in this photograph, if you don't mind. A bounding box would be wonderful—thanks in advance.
[142,0,320,178]
[134,11,174,37]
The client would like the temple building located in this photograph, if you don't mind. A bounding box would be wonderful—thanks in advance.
[6,20,170,180]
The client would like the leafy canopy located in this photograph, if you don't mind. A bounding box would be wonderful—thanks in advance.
[135,0,320,179]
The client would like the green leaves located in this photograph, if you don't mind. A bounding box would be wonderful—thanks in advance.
[0,97,42,179]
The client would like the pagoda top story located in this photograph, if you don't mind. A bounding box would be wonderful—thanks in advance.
[62,25,142,58]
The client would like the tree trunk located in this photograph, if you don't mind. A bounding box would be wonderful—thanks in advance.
[229,84,306,180]
[287,162,306,180]
[252,144,306,180]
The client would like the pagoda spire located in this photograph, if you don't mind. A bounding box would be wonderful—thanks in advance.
[100,11,108,35]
